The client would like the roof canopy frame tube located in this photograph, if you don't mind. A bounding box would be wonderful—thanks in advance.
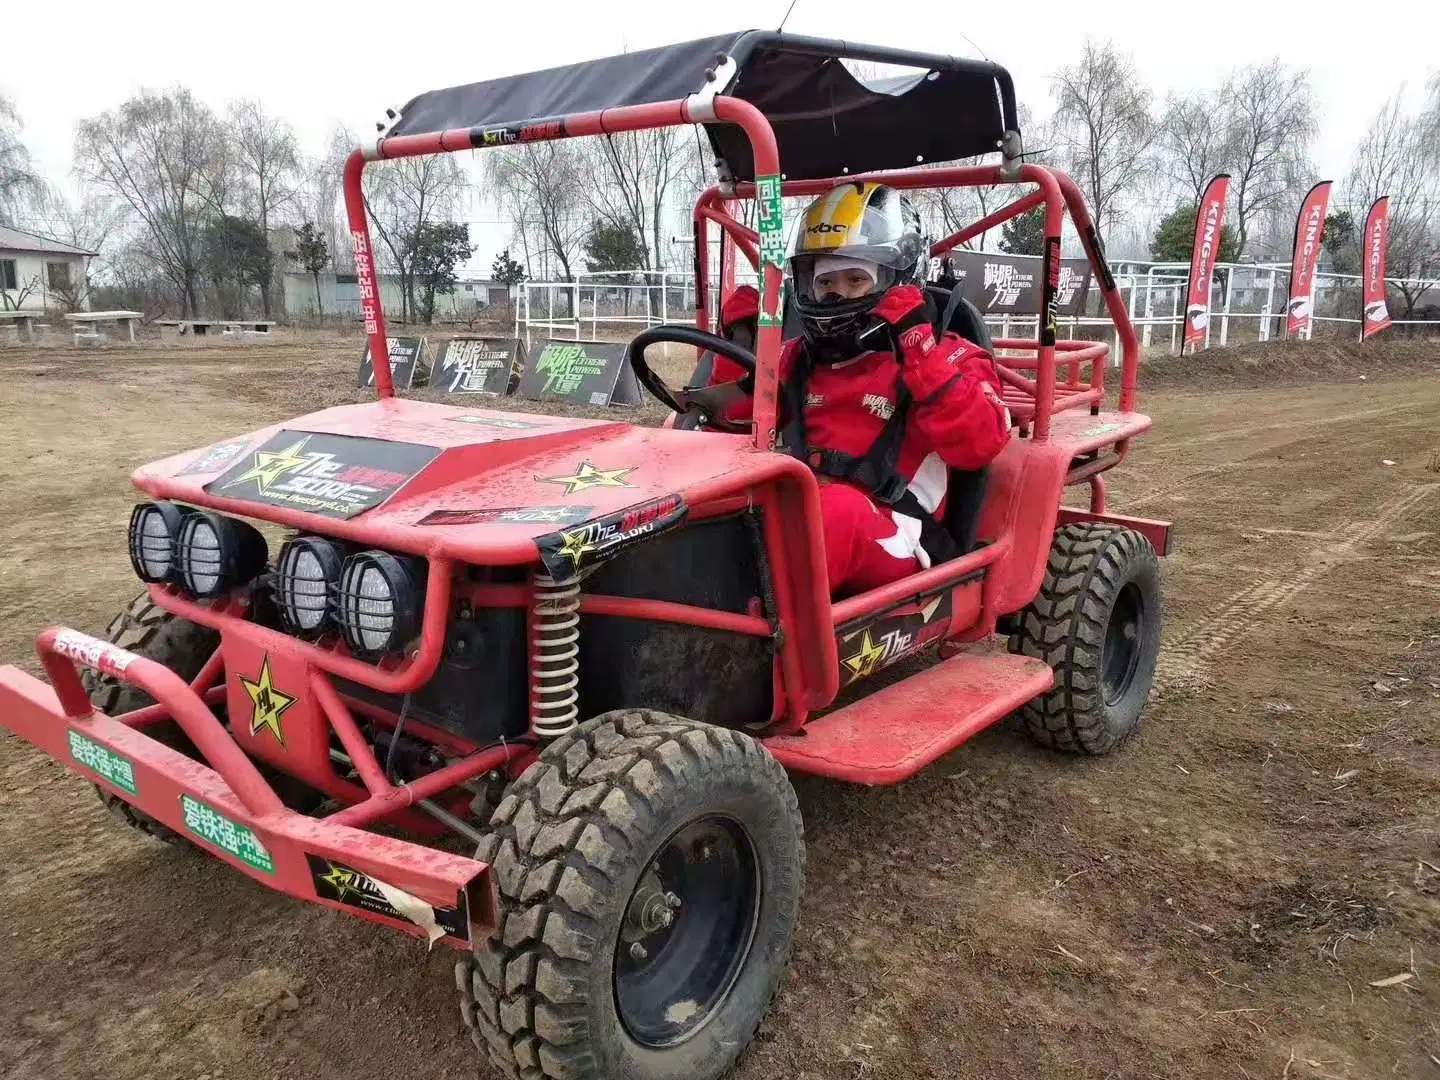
[341,96,783,448]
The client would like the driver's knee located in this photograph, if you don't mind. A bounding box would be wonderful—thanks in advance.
[820,483,920,594]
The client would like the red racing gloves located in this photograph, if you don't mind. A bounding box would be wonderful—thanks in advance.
[871,283,935,350]
[870,284,958,401]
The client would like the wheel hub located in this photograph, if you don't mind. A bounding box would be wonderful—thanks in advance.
[1102,581,1145,706]
[613,816,760,1049]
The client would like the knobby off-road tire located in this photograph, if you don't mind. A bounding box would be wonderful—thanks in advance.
[1009,523,1162,755]
[82,589,219,842]
[458,709,805,1080]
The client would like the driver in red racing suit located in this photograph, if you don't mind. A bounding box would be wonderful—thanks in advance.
[707,183,1011,596]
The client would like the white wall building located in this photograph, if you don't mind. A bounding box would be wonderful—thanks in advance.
[281,269,512,320]
[0,225,98,312]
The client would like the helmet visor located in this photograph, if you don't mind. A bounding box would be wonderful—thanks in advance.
[791,247,905,303]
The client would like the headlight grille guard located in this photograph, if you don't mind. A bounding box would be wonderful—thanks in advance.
[151,554,453,698]
[143,558,535,834]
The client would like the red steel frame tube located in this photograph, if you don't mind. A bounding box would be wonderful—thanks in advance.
[311,673,393,795]
[698,202,759,268]
[342,151,391,400]
[830,541,1005,627]
[578,595,772,637]
[346,97,784,449]
[326,742,521,828]
[930,190,1047,256]
[37,628,285,816]
[1051,170,1141,411]
[119,684,226,729]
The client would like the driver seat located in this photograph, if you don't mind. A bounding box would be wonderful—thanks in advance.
[924,285,994,558]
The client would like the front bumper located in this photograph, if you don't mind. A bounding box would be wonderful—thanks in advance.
[0,626,492,948]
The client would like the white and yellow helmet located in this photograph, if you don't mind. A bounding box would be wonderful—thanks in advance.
[788,182,927,357]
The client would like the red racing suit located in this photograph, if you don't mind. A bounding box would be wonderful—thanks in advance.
[709,284,1012,594]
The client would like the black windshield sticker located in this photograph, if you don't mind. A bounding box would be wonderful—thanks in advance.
[206,431,440,519]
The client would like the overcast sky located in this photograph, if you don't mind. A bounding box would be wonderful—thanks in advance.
[5,0,1438,266]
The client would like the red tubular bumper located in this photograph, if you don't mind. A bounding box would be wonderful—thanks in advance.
[1,627,493,949]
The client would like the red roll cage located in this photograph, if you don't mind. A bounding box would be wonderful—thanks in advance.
[342,96,1142,447]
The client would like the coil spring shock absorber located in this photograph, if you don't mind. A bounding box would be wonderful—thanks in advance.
[530,572,581,738]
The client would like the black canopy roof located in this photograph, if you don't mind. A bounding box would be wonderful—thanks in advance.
[385,31,1019,182]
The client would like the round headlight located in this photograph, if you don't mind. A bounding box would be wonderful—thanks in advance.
[338,551,425,656]
[176,511,268,598]
[276,537,344,634]
[128,501,188,583]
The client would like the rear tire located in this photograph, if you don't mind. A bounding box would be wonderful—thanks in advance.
[1008,523,1161,755]
[457,709,805,1080]
[83,590,219,842]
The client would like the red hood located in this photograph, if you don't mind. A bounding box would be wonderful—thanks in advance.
[132,398,798,565]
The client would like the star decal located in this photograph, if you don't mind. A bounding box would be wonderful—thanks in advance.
[553,528,592,572]
[224,437,313,492]
[240,655,296,746]
[318,862,367,902]
[537,460,635,495]
[842,630,888,682]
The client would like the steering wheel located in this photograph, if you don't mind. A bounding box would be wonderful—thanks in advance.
[625,324,760,435]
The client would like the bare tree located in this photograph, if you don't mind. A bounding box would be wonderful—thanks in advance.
[297,125,358,273]
[364,153,466,323]
[1346,91,1440,318]
[1050,41,1157,239]
[36,186,119,257]
[1220,60,1317,255]
[912,105,1056,253]
[75,89,227,316]
[26,187,121,310]
[1157,89,1230,205]
[582,129,683,271]
[228,100,300,317]
[0,95,45,226]
[486,141,587,281]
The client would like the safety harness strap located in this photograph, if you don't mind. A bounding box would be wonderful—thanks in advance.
[781,338,960,565]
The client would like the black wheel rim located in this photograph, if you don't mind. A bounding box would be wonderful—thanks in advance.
[1101,582,1145,706]
[613,814,760,1048]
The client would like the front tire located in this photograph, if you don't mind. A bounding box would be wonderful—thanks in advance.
[83,590,219,841]
[458,710,805,1080]
[1009,523,1162,754]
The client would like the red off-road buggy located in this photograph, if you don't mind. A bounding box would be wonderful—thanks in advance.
[0,31,1170,1080]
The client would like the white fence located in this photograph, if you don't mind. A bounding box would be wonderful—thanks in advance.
[515,263,1440,357]
[515,271,695,347]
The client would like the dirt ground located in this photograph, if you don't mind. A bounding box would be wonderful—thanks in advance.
[1,332,1438,1080]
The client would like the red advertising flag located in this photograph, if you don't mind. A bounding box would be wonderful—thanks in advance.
[1184,174,1231,351]
[1285,180,1333,339]
[1360,196,1391,340]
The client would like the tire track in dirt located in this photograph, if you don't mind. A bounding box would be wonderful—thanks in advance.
[1156,483,1440,685]
[1145,399,1431,455]
[1121,399,1431,510]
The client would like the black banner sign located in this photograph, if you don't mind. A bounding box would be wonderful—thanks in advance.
[207,430,440,519]
[434,337,525,395]
[534,495,687,580]
[835,589,954,688]
[358,336,430,390]
[306,854,470,943]
[516,339,643,407]
[945,251,1092,317]
[418,505,595,527]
